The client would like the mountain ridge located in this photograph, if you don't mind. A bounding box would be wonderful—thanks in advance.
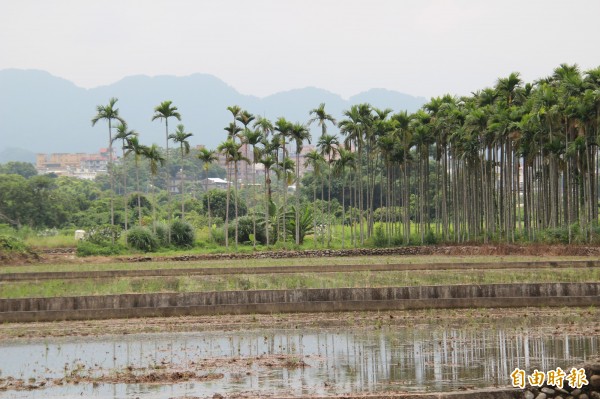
[0,69,427,157]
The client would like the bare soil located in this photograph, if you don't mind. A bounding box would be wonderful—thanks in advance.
[1,307,599,341]
[0,353,308,391]
[13,244,600,266]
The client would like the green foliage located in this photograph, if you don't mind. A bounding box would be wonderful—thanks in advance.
[539,227,569,244]
[170,220,195,248]
[284,205,314,244]
[182,210,207,230]
[76,241,124,257]
[84,225,122,245]
[211,227,226,245]
[127,193,152,211]
[202,189,247,220]
[0,234,29,253]
[126,226,159,252]
[368,224,405,247]
[228,215,268,244]
[0,162,38,178]
[424,229,437,245]
[154,223,170,246]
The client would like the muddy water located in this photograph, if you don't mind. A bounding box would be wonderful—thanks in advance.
[0,319,598,398]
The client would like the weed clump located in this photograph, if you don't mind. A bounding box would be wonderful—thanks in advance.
[0,234,39,263]
[126,227,159,252]
[0,235,29,253]
[76,241,124,257]
[170,220,195,248]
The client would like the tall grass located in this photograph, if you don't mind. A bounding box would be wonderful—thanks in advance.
[24,235,78,248]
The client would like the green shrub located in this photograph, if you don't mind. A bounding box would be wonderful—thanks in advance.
[229,216,268,244]
[154,223,170,247]
[76,241,124,257]
[211,227,226,245]
[539,227,569,244]
[371,225,387,247]
[126,227,159,252]
[84,225,122,245]
[170,220,195,248]
[0,235,29,253]
[424,229,438,245]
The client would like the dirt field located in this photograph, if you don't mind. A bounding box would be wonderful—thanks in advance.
[4,243,600,267]
[1,307,599,340]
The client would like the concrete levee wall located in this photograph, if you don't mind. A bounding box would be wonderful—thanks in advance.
[0,282,599,323]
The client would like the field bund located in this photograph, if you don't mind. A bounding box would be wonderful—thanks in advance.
[1,282,599,322]
[2,260,599,281]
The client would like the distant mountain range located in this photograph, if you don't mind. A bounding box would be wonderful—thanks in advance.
[0,69,427,161]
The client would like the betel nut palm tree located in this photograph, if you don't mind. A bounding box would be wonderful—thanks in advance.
[333,147,356,249]
[309,103,337,138]
[113,122,138,233]
[274,117,292,244]
[304,149,325,248]
[91,97,125,242]
[152,100,181,236]
[123,135,145,226]
[197,148,218,237]
[169,124,193,220]
[217,138,237,248]
[142,144,165,234]
[289,122,311,245]
[241,128,263,248]
[318,133,339,247]
[257,152,277,246]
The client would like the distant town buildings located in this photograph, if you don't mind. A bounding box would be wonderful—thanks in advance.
[34,143,317,186]
[35,148,114,179]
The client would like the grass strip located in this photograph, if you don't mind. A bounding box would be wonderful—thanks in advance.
[1,268,599,299]
[0,255,593,274]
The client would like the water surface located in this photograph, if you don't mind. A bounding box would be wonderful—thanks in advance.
[0,318,598,398]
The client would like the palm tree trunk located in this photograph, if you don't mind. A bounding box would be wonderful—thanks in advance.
[341,174,346,249]
[136,161,142,226]
[206,173,211,241]
[265,168,270,246]
[181,146,185,220]
[313,182,317,248]
[234,160,239,249]
[108,120,115,244]
[252,153,257,249]
[225,159,230,248]
[296,150,300,245]
[327,160,332,247]
[122,147,128,233]
[165,120,171,244]
[150,176,156,234]
[358,141,364,245]
[320,170,325,246]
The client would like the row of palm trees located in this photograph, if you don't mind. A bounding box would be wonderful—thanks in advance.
[92,99,194,236]
[212,64,600,247]
[94,62,600,248]
[309,63,600,245]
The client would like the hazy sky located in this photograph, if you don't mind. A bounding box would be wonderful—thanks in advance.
[2,0,600,99]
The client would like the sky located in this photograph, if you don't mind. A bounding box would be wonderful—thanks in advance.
[2,0,600,99]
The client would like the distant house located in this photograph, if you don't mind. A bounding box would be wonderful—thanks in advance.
[198,177,229,191]
[35,150,110,179]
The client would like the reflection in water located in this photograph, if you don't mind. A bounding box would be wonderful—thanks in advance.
[0,321,598,398]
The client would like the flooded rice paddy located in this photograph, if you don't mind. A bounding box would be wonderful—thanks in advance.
[0,315,599,398]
